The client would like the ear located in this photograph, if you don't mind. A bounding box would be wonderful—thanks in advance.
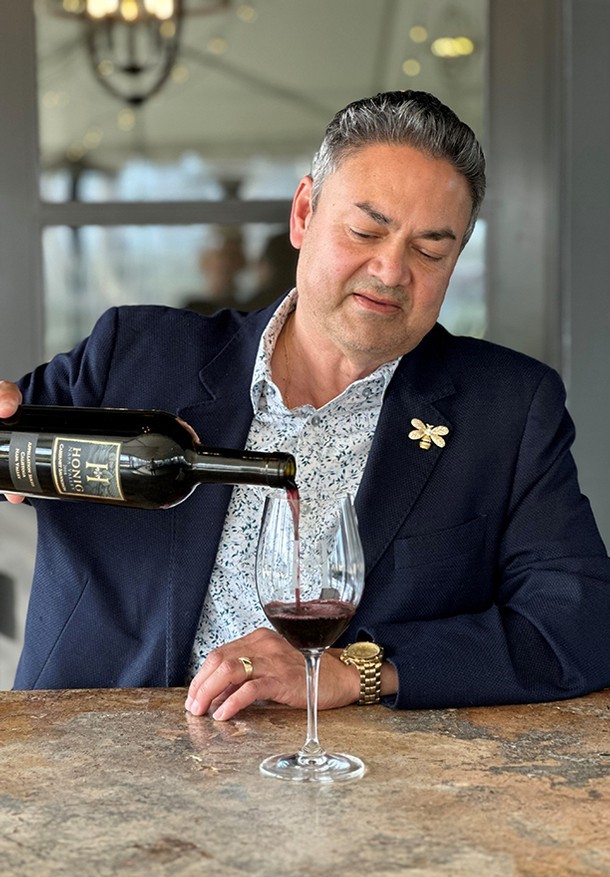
[289,176,314,249]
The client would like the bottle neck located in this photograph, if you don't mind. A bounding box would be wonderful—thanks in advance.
[186,445,296,489]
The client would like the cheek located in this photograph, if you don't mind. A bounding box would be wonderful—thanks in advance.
[325,237,369,280]
[418,286,448,314]
[418,262,455,297]
[299,220,368,290]
[302,236,346,282]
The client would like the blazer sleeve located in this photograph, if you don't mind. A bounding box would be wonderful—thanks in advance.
[17,308,120,407]
[361,368,610,709]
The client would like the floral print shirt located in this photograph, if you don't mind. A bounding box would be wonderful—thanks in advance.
[187,290,400,678]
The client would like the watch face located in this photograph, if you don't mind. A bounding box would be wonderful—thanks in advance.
[348,642,382,660]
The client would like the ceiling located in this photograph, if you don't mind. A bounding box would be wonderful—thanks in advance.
[35,0,486,176]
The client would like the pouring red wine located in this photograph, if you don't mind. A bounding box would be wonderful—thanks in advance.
[255,491,366,782]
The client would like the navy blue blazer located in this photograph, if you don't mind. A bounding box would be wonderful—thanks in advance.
[12,303,610,707]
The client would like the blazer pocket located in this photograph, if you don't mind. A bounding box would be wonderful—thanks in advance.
[394,516,487,570]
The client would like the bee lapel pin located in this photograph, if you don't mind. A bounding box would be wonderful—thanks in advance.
[408,418,449,451]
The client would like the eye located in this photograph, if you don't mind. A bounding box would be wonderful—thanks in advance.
[348,226,379,241]
[417,248,444,262]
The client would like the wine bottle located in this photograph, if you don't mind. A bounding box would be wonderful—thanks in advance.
[0,405,297,510]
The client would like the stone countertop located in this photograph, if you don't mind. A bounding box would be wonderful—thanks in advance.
[0,687,609,877]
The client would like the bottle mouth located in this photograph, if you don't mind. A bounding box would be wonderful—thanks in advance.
[284,457,297,482]
[265,455,297,488]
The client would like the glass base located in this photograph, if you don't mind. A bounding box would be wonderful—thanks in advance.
[259,751,365,783]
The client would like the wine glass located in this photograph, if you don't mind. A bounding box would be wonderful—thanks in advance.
[255,491,366,782]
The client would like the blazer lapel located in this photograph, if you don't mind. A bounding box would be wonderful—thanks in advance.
[165,311,269,681]
[175,309,270,557]
[355,327,456,577]
[178,313,269,445]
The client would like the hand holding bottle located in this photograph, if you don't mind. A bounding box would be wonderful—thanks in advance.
[1,404,296,509]
[0,382,24,504]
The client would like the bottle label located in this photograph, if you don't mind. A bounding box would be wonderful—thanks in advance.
[51,437,124,501]
[8,433,43,494]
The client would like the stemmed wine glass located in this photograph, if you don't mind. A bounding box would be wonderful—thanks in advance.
[255,491,366,782]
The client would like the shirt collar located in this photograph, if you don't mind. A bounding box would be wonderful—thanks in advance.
[250,289,297,413]
[249,288,402,414]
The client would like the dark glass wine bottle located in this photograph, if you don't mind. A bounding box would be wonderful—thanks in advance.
[0,405,297,510]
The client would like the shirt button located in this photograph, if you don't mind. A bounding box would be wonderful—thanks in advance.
[310,415,321,426]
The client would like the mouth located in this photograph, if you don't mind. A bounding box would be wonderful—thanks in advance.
[351,290,402,316]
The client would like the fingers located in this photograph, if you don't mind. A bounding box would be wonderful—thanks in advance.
[209,675,276,722]
[176,417,201,443]
[185,652,260,719]
[0,383,25,503]
[184,629,361,722]
[0,381,22,418]
[185,628,305,720]
[4,494,25,505]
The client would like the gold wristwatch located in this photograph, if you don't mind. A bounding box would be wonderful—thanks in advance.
[340,642,384,704]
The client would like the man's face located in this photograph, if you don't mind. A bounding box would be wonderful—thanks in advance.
[290,142,473,370]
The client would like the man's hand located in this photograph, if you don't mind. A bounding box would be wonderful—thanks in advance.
[184,627,361,721]
[0,381,25,504]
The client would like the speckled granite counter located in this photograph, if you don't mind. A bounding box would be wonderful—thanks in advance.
[0,688,609,877]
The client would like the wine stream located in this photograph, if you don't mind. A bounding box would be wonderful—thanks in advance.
[286,485,301,609]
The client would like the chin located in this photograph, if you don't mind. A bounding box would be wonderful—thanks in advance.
[341,335,404,364]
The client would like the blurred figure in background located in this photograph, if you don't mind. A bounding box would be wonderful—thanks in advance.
[184,227,247,315]
[184,227,298,315]
[248,229,299,311]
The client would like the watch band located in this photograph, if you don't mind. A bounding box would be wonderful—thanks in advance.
[340,642,384,705]
[357,659,382,705]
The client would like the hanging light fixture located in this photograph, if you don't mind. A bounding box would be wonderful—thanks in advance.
[47,0,231,107]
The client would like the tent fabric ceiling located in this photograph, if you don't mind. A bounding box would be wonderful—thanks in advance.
[36,0,485,171]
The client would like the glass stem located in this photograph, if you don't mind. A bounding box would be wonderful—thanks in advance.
[298,649,326,764]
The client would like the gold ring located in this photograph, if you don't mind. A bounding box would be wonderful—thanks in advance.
[238,656,254,680]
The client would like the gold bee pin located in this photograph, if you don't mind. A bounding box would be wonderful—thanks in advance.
[408,418,449,451]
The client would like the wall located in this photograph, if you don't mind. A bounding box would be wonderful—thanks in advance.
[0,2,40,689]
[562,0,610,545]
[0,1,43,380]
[0,506,35,689]
[486,0,610,546]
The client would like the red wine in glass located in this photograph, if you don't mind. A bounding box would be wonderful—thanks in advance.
[264,598,355,650]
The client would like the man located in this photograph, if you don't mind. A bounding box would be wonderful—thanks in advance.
[1,91,609,719]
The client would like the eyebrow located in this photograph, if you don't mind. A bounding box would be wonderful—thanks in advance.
[355,201,457,242]
[356,201,393,226]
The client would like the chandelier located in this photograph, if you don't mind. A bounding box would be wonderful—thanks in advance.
[47,0,231,106]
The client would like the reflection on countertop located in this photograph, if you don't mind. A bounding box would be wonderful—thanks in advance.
[0,687,609,877]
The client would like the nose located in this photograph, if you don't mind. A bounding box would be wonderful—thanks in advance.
[367,239,410,289]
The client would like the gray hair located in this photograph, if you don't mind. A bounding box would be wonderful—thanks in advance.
[310,90,486,247]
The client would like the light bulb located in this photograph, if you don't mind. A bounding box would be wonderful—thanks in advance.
[120,0,140,22]
[144,0,174,17]
[86,0,119,18]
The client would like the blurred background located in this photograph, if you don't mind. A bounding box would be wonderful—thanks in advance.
[37,0,487,355]
[1,0,609,686]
